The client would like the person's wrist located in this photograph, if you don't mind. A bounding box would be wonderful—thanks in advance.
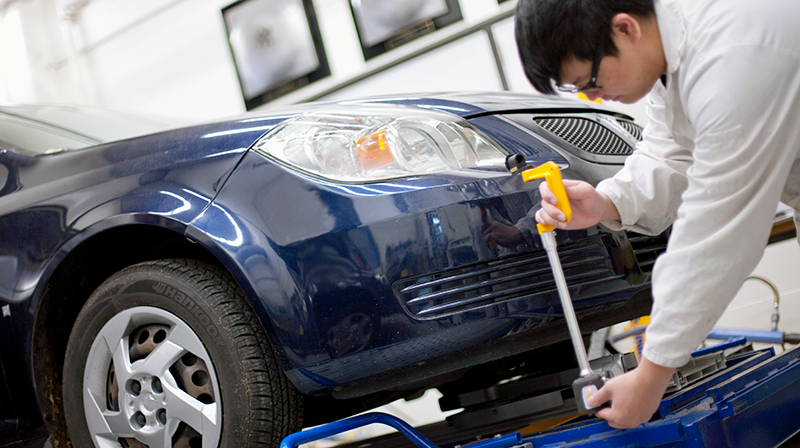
[637,357,677,386]
[598,191,622,223]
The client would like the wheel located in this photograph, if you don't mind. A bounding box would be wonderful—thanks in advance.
[63,259,303,448]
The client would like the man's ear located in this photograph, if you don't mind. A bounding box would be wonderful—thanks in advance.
[610,13,643,43]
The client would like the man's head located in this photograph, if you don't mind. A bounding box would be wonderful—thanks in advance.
[515,0,661,103]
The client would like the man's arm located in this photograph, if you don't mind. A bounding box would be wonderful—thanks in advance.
[642,45,800,367]
[596,85,693,236]
[537,86,693,235]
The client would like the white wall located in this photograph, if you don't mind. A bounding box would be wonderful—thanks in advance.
[1,0,250,120]
[0,0,647,123]
[716,239,800,342]
[319,30,504,101]
[0,0,508,120]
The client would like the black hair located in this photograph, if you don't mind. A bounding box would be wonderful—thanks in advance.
[514,0,656,94]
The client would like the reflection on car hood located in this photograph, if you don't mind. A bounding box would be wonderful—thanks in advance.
[0,103,188,144]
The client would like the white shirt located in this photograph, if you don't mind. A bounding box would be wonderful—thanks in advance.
[596,0,800,367]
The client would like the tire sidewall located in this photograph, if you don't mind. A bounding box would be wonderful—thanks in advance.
[64,262,251,448]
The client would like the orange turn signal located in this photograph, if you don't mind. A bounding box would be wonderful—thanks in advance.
[357,130,395,170]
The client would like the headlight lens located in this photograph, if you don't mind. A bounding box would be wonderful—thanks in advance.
[253,106,508,182]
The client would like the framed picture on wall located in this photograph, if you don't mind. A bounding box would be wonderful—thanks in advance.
[222,0,330,110]
[350,0,463,60]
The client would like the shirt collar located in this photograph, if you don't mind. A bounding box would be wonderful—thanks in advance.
[655,0,686,75]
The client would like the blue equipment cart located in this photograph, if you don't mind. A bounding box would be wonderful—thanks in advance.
[280,341,800,448]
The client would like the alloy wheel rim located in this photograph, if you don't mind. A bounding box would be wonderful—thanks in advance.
[83,306,222,448]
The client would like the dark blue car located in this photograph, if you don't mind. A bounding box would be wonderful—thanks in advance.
[0,93,663,448]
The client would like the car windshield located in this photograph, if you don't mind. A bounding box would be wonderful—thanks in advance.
[0,104,186,155]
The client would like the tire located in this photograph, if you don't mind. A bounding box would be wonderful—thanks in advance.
[63,259,303,448]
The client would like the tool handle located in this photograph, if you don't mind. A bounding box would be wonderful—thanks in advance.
[573,371,608,414]
[521,162,572,234]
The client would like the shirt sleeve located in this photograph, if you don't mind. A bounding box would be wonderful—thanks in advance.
[596,87,693,235]
[643,45,800,367]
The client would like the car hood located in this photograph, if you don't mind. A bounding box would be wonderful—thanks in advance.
[237,91,632,122]
[319,91,629,118]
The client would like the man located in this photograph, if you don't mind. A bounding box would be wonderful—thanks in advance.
[515,0,800,429]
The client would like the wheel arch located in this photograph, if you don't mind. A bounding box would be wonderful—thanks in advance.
[30,218,231,446]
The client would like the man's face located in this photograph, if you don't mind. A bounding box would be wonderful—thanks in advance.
[559,54,658,104]
[558,13,665,104]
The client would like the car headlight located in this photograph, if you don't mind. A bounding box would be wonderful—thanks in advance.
[253,106,508,182]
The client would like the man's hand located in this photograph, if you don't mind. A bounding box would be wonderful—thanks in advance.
[588,357,676,429]
[536,179,620,230]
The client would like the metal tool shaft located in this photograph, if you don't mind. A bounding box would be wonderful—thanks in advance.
[541,231,592,377]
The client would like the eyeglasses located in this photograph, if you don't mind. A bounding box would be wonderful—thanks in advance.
[557,31,606,94]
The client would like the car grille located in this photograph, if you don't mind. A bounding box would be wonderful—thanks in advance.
[615,118,643,141]
[626,229,670,273]
[394,235,623,320]
[533,117,641,156]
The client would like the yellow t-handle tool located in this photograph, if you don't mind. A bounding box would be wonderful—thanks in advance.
[521,161,573,234]
[519,160,605,414]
